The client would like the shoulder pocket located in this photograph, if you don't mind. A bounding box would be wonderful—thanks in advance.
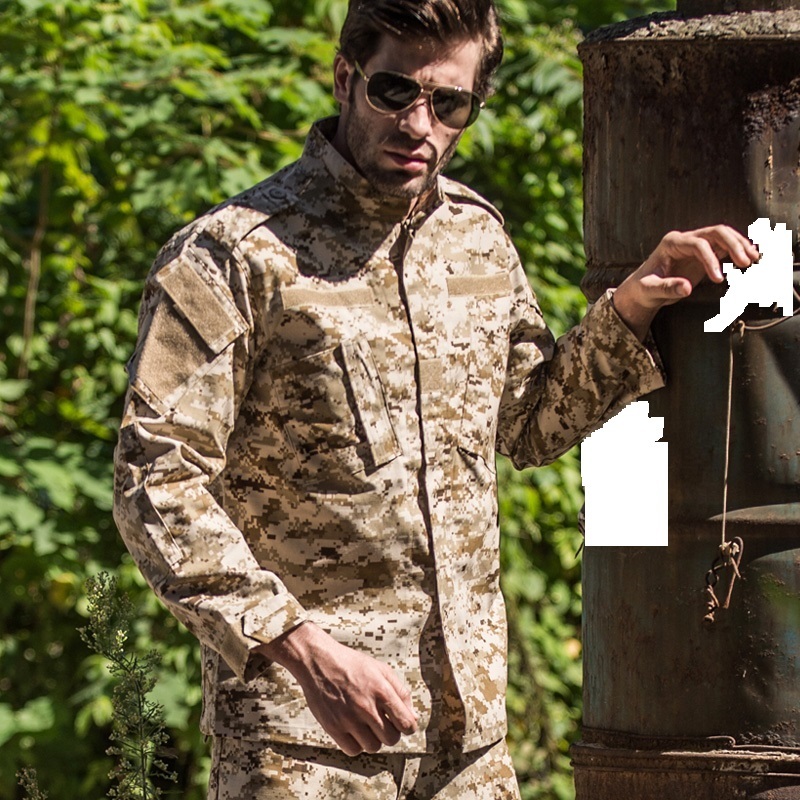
[128,252,248,415]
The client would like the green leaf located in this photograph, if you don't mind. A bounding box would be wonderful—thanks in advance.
[25,459,77,511]
[15,697,55,734]
[0,456,22,478]
[0,697,55,748]
[0,704,16,748]
[0,492,46,533]
[0,380,30,402]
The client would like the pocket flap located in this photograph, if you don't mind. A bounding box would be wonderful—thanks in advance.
[156,252,247,354]
[339,339,401,469]
[129,252,247,414]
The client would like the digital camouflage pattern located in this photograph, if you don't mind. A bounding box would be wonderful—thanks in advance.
[113,117,665,754]
[208,736,520,799]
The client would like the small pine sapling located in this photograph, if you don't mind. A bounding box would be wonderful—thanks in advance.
[79,572,177,799]
[17,768,48,800]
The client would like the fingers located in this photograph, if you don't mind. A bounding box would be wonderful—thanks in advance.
[617,223,762,328]
[696,225,760,271]
[314,700,396,756]
[350,724,384,755]
[349,688,407,751]
[328,692,410,755]
[688,234,723,282]
[296,637,417,757]
[336,731,365,758]
[376,692,417,742]
[661,225,759,284]
[359,668,416,751]
[660,276,692,299]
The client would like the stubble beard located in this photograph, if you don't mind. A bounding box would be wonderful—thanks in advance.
[343,106,461,200]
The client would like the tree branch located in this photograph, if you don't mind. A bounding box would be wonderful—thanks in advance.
[18,156,52,380]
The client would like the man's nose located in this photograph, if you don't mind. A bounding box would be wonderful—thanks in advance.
[397,95,435,138]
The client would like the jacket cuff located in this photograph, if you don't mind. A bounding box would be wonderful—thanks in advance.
[226,595,309,685]
[596,288,666,396]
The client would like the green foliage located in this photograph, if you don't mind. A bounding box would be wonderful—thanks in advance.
[498,453,585,800]
[1,0,673,798]
[457,10,586,336]
[1,1,335,792]
[80,573,177,799]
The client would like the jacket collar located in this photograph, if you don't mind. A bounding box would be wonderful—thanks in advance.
[301,117,445,223]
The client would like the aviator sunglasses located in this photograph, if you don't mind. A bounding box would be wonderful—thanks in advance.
[354,61,485,130]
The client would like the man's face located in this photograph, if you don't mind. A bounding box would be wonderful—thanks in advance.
[332,36,483,200]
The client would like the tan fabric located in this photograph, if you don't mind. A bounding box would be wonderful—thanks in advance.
[113,116,665,755]
[207,736,520,800]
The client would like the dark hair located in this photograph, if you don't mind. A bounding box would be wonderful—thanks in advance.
[339,0,503,98]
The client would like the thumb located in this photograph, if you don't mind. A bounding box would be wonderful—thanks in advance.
[666,277,692,298]
[381,666,418,733]
[642,274,691,303]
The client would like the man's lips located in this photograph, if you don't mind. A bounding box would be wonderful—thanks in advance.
[385,150,431,171]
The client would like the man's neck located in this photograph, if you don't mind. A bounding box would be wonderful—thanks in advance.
[406,186,437,222]
[328,116,434,220]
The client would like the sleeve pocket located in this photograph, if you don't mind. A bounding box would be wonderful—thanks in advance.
[128,253,248,415]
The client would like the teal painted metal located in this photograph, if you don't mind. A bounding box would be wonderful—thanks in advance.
[652,303,800,525]
[581,530,800,740]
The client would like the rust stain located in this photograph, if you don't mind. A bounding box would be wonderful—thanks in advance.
[744,77,800,144]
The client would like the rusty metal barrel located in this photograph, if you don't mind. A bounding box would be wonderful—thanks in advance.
[573,3,800,799]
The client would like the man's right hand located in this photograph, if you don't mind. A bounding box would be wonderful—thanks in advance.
[257,622,418,756]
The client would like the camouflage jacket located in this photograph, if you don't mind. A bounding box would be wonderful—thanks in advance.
[113,117,665,753]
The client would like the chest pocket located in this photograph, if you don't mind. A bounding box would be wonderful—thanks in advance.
[272,337,401,490]
[446,272,513,466]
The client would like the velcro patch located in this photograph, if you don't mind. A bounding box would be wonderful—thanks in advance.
[446,273,511,297]
[280,285,374,309]
[157,252,246,354]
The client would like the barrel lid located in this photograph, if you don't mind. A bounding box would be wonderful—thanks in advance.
[580,9,800,46]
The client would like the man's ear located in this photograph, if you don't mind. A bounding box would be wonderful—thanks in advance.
[333,54,354,105]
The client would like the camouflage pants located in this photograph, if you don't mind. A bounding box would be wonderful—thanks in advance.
[207,736,521,800]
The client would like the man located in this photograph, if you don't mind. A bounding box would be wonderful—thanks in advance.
[113,0,758,797]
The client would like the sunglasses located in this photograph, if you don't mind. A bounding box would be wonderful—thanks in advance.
[354,62,484,130]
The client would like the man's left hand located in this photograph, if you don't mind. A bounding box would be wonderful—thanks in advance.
[612,224,760,340]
